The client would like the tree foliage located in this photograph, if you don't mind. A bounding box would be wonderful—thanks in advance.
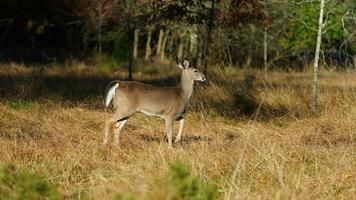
[0,0,354,69]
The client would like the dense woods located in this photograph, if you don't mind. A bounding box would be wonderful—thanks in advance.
[0,0,355,71]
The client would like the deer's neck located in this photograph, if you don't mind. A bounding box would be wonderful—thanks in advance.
[180,75,194,101]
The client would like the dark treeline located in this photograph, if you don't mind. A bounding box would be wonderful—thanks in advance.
[0,0,355,70]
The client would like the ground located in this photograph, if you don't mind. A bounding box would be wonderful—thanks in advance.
[0,63,355,199]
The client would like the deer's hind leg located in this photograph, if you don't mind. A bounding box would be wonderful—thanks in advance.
[114,119,128,144]
[103,109,134,144]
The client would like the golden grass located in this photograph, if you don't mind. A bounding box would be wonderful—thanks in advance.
[0,64,355,199]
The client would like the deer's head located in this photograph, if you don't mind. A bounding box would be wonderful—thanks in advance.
[177,58,206,82]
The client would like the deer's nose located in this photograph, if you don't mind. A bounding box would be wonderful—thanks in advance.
[201,75,206,81]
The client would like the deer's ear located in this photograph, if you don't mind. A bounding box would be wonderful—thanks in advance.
[176,57,184,69]
[177,63,184,69]
[182,58,190,69]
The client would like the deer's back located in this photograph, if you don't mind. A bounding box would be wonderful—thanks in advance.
[113,81,185,117]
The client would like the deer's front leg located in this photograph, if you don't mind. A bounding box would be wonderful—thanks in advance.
[165,118,174,148]
[175,118,184,143]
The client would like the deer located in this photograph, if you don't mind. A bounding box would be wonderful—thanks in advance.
[103,58,206,148]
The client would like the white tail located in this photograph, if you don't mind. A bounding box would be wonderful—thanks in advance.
[103,58,206,148]
[105,83,119,108]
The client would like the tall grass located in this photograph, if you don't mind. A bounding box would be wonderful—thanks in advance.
[0,63,355,199]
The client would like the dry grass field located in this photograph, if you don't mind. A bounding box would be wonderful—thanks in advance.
[0,63,355,199]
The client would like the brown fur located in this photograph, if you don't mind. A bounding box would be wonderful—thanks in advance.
[103,59,206,148]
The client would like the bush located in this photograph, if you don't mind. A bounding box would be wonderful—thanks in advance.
[0,164,60,200]
[98,55,121,71]
[166,162,219,200]
[6,99,35,110]
[112,31,129,63]
[111,162,219,200]
[112,194,135,200]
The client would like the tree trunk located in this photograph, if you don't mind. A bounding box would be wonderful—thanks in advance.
[197,28,204,68]
[82,23,89,55]
[160,30,169,62]
[177,33,185,60]
[127,20,133,80]
[263,26,268,71]
[245,53,251,68]
[133,28,140,59]
[156,29,164,57]
[189,27,197,57]
[197,50,203,67]
[203,0,216,75]
[312,0,325,113]
[97,1,102,55]
[244,25,253,68]
[184,32,190,58]
[166,32,174,60]
[145,26,152,61]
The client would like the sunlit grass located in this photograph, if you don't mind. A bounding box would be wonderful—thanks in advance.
[0,63,355,199]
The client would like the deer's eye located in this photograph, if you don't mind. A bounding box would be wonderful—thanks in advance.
[194,70,198,72]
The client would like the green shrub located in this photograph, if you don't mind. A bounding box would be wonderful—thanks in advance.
[166,162,219,200]
[0,163,60,200]
[112,31,129,63]
[112,193,135,200]
[6,99,35,110]
[111,162,219,200]
[135,66,160,76]
[99,55,121,71]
